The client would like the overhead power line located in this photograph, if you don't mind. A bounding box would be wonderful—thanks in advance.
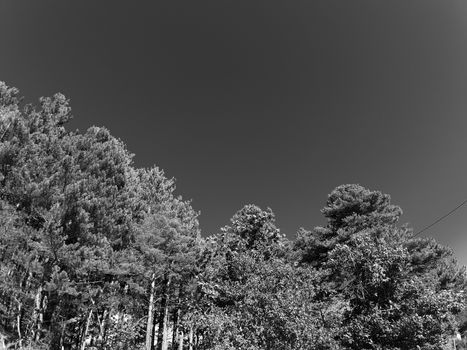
[412,198,467,238]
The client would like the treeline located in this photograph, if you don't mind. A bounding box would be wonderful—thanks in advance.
[0,81,465,350]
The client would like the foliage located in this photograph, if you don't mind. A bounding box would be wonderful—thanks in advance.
[0,81,464,350]
[296,184,466,349]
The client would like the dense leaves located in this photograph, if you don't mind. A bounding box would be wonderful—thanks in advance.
[0,81,465,350]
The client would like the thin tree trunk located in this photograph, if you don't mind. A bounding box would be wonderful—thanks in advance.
[177,330,184,350]
[80,309,93,350]
[97,309,108,347]
[32,286,44,342]
[145,274,156,350]
[156,275,171,350]
[16,300,22,346]
[59,321,67,350]
[16,270,31,346]
[161,302,169,350]
[156,306,167,350]
[171,292,181,350]
[188,326,193,350]
[172,284,186,350]
[46,292,62,350]
[151,304,159,350]
[0,334,6,350]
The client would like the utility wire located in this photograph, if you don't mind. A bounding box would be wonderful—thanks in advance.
[412,198,467,238]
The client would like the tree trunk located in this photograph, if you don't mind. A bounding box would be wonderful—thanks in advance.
[151,304,159,350]
[97,309,108,347]
[44,291,61,350]
[145,274,156,350]
[188,326,193,350]
[0,334,6,350]
[172,284,186,350]
[161,302,170,350]
[177,330,184,350]
[156,275,171,350]
[32,286,44,342]
[171,296,180,350]
[80,309,93,350]
[16,300,22,346]
[59,320,67,350]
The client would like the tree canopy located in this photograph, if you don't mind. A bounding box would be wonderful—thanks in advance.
[0,81,465,350]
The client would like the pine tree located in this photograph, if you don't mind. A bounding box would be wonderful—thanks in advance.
[296,184,465,349]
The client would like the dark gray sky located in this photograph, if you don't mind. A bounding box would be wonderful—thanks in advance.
[1,0,467,265]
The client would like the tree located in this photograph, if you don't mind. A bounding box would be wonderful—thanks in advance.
[132,211,201,350]
[195,205,339,350]
[0,81,143,349]
[295,184,402,267]
[1,80,464,350]
[296,184,466,349]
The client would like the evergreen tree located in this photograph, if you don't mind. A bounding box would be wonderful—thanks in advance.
[1,81,464,350]
[296,184,465,349]
[196,205,338,350]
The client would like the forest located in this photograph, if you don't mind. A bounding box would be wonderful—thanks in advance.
[0,80,466,350]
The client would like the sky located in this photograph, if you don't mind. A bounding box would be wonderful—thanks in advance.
[1,0,467,265]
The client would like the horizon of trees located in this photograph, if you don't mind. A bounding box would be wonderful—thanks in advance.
[0,80,466,350]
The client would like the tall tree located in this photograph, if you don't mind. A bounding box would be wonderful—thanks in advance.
[295,184,465,349]
[195,205,339,350]
[0,81,143,349]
